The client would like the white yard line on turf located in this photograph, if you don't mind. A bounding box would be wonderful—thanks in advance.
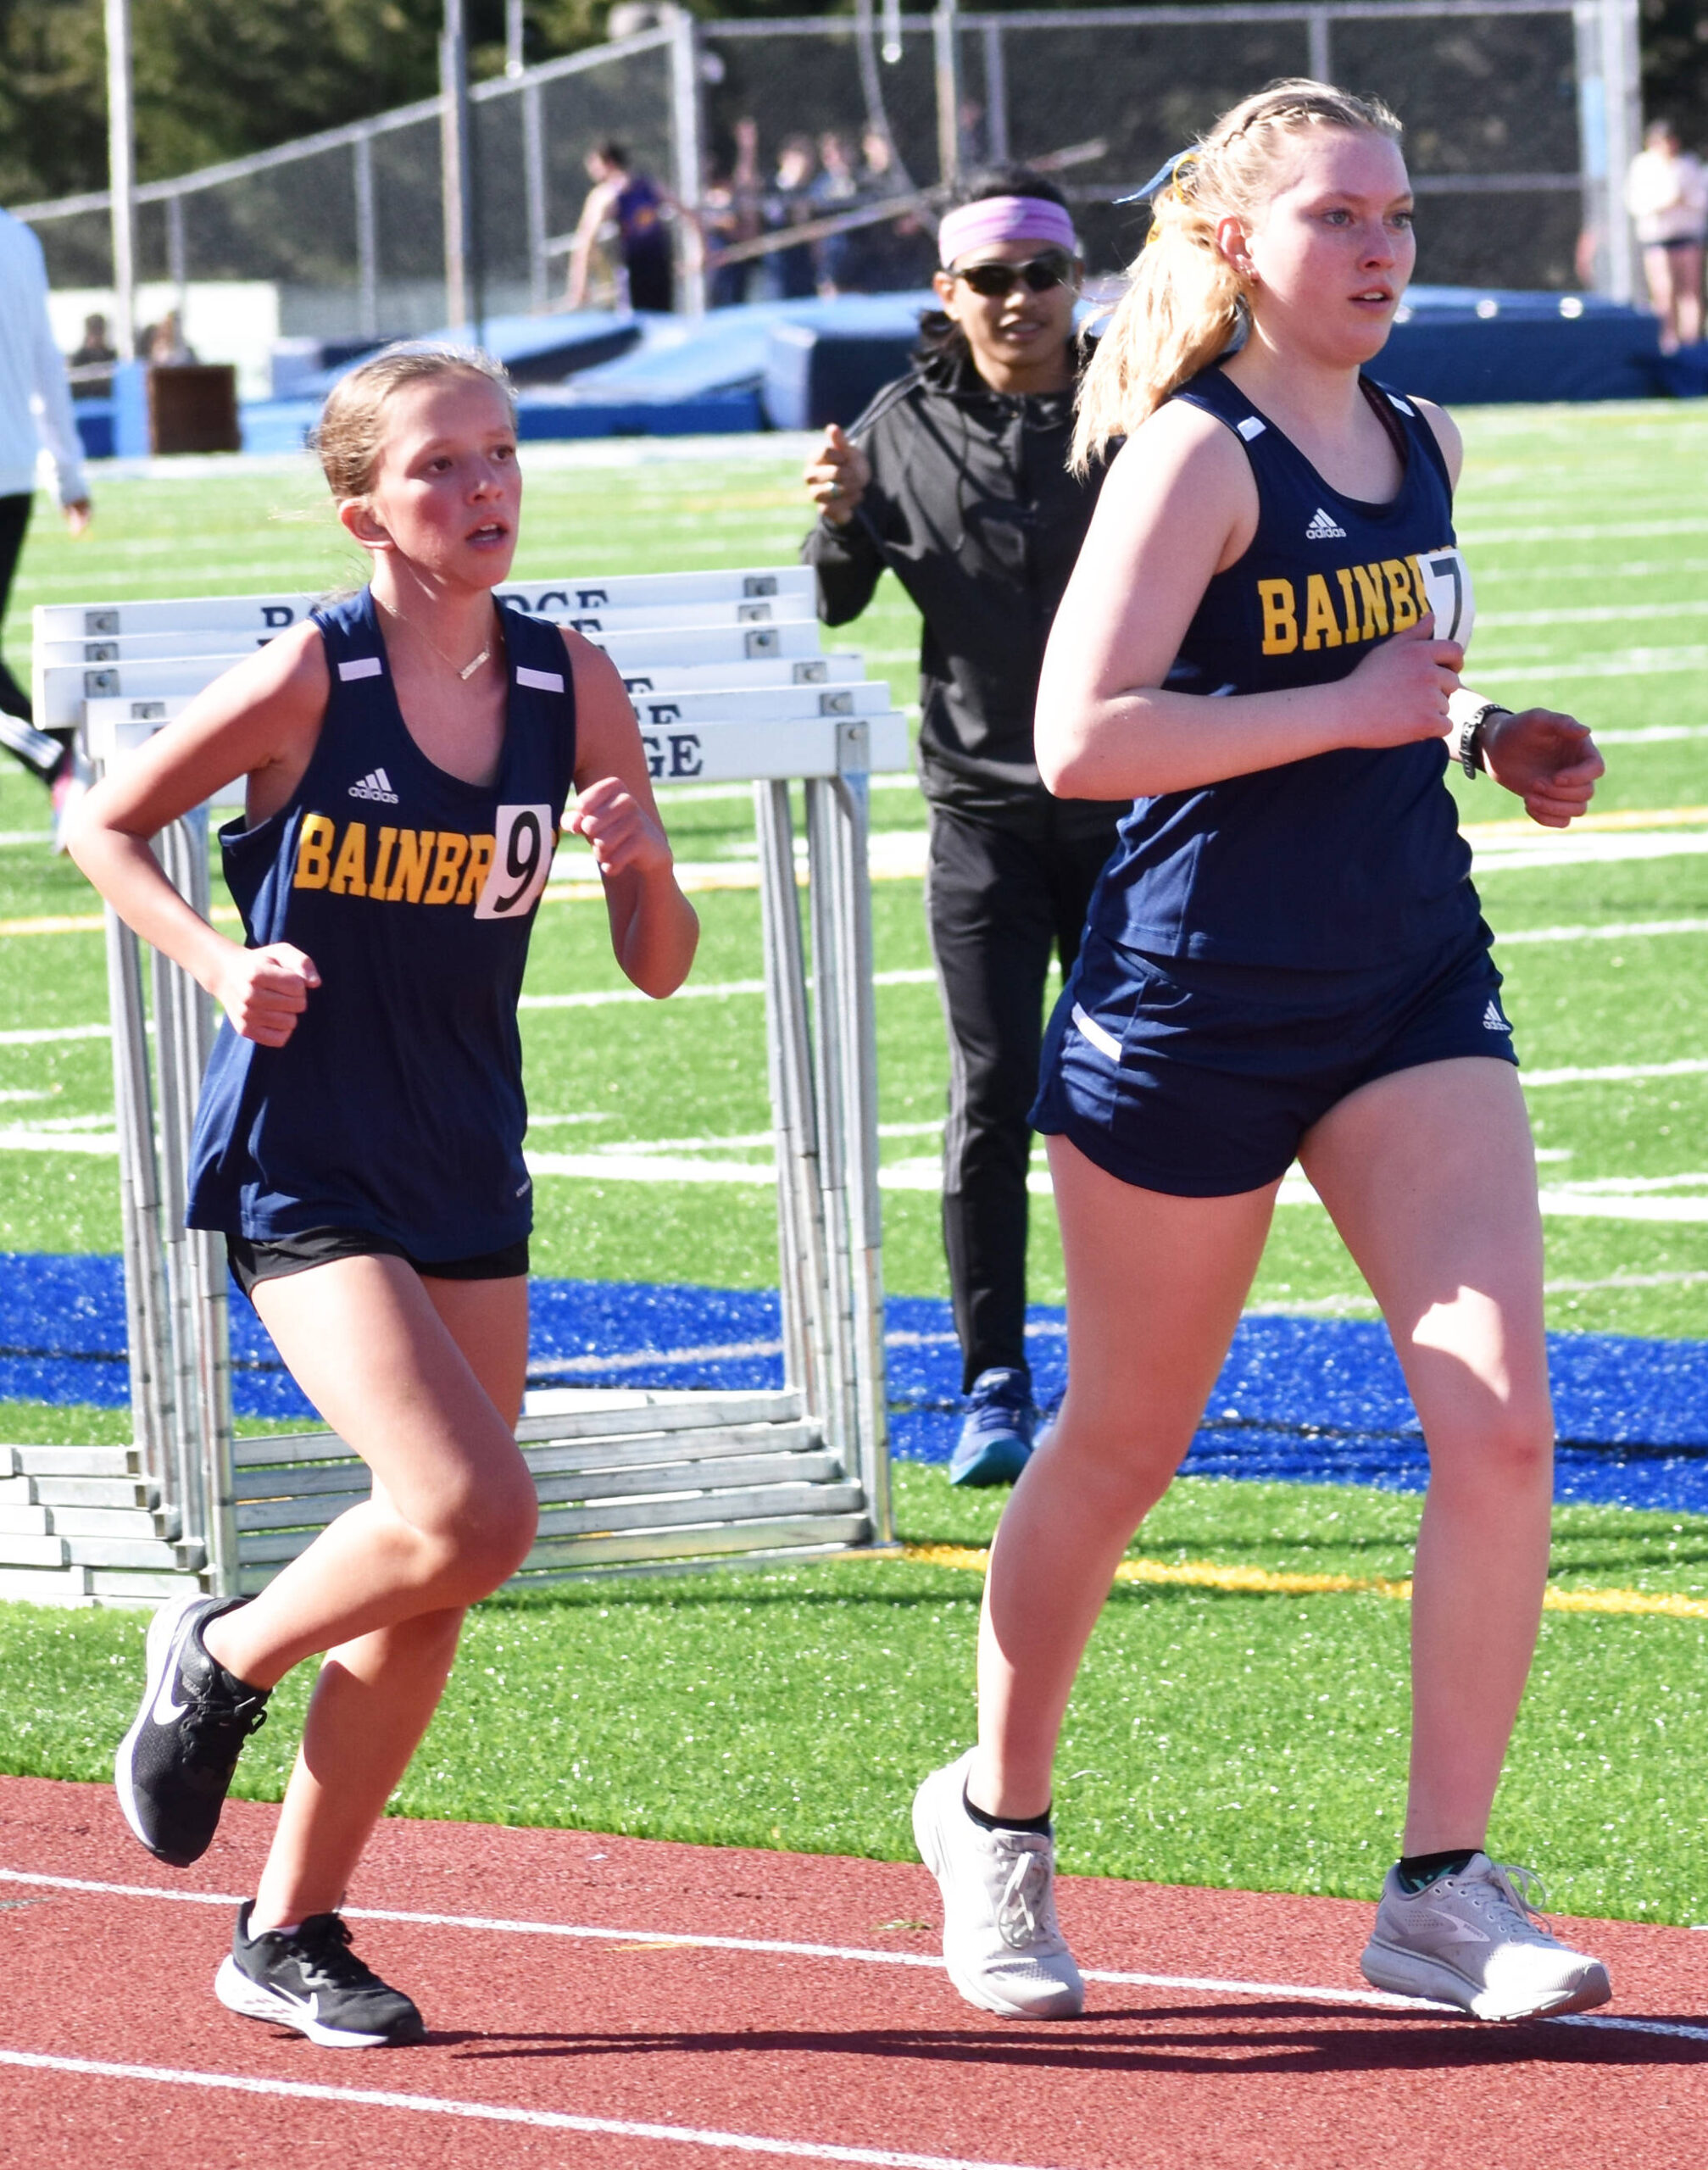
[1474,832,1708,872]
[8,921,1705,1060]
[519,968,933,1013]
[0,1021,111,1047]
[1523,1056,1708,1087]
[1475,646,1708,685]
[1496,917,1708,943]
[0,2050,1062,2170]
[0,1868,1700,2041]
[1584,726,1708,747]
[1460,517,1708,544]
[1478,598,1708,631]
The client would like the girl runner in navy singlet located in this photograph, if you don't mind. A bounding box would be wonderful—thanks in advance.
[910,83,1615,2028]
[71,345,698,2046]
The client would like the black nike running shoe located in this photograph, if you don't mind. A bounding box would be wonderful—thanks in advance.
[114,1591,269,1866]
[216,1903,426,2047]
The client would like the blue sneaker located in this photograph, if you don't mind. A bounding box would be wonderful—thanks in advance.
[949,1368,1038,1487]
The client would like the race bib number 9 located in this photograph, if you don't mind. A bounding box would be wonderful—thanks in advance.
[1417,547,1476,648]
[475,804,554,920]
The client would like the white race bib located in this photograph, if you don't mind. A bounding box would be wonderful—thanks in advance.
[475,803,554,920]
[1417,546,1476,648]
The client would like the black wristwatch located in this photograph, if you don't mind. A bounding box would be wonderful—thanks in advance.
[1456,701,1511,779]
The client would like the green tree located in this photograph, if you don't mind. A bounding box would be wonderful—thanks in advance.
[0,0,1704,208]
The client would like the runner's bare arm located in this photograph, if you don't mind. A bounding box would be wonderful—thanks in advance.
[66,626,330,1044]
[1036,402,1465,800]
[561,629,698,999]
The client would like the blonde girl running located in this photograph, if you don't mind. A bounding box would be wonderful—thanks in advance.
[911,83,1612,2027]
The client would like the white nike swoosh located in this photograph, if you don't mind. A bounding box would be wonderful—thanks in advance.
[149,1609,198,1725]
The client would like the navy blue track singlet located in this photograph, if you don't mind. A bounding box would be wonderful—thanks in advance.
[1081,364,1480,970]
[186,588,577,1259]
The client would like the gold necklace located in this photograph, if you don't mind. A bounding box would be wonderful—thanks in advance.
[378,596,494,682]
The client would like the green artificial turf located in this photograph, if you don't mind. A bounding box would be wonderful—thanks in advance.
[1,1462,1704,1923]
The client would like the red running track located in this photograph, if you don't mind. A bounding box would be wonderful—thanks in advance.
[3,1775,1706,2170]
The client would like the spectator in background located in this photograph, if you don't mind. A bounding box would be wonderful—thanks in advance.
[1626,119,1705,353]
[70,311,119,397]
[810,131,860,294]
[146,309,198,367]
[566,141,675,314]
[763,134,819,301]
[854,126,936,292]
[705,116,763,309]
[0,203,92,834]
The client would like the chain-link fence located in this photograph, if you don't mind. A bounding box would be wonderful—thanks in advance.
[16,0,1641,376]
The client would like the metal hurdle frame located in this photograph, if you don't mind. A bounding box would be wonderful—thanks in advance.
[57,570,899,1592]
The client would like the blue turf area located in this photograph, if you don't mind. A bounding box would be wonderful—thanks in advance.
[6,1252,1708,1513]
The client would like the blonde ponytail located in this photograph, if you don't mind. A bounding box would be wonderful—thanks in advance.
[1071,79,1402,474]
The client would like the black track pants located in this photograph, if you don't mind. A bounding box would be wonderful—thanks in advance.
[0,492,66,785]
[925,804,1122,1394]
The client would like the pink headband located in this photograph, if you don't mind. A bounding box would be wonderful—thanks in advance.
[937,196,1077,268]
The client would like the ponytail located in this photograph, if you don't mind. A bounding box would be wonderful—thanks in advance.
[1071,79,1402,475]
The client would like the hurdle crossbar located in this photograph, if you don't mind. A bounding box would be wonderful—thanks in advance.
[46,565,904,1595]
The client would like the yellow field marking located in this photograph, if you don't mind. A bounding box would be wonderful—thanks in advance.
[900,1543,1708,1621]
[1461,805,1708,841]
[0,904,242,938]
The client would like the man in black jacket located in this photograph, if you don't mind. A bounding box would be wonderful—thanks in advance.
[802,168,1124,1483]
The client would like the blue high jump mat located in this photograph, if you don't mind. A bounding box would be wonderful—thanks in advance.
[8,1251,1708,1514]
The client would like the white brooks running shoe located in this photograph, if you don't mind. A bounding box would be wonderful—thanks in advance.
[912,1750,1085,2019]
[1360,1853,1612,2021]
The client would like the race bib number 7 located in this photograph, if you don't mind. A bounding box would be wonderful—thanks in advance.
[1416,547,1476,648]
[476,803,555,920]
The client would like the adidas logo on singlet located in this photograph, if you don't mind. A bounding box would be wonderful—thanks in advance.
[1305,507,1348,541]
[348,767,399,804]
[1482,999,1511,1033]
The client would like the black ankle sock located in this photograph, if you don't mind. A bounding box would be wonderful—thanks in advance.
[1395,1847,1479,1895]
[963,1785,1052,1837]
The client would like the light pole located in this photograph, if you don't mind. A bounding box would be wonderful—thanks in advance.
[441,0,479,334]
[105,0,137,360]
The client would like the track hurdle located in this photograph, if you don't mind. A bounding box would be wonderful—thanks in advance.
[32,567,908,1601]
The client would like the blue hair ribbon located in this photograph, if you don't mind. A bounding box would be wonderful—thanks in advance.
[1116,150,1192,206]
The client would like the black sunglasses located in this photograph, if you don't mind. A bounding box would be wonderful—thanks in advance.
[952,253,1075,298]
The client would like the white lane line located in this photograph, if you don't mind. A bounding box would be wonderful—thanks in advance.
[520,978,765,1011]
[1524,1057,1708,1088]
[528,1151,776,1185]
[3,1869,1700,2041]
[520,968,933,1014]
[1539,1195,1708,1224]
[0,1022,111,1048]
[1474,647,1708,686]
[1497,917,1708,945]
[1460,518,1708,544]
[1591,726,1708,747]
[1478,598,1708,631]
[0,1126,119,1155]
[1476,833,1708,873]
[0,2050,1065,2170]
[530,1338,785,1377]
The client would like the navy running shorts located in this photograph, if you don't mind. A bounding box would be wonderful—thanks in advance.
[1030,924,1518,1199]
[227,1227,530,1302]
